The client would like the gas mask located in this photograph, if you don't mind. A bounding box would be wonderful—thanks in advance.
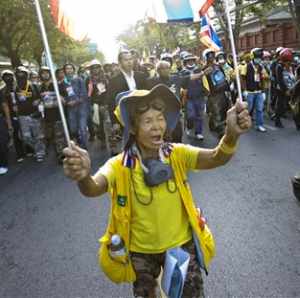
[143,158,174,187]
[253,58,262,65]
[3,75,14,85]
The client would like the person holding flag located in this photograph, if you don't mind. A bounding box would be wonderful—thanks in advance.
[63,83,251,297]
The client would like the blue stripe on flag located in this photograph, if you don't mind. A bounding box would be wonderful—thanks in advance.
[163,0,194,22]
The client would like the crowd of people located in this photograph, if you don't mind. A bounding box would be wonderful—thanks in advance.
[0,46,299,176]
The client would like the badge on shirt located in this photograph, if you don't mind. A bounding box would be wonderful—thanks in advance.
[66,86,75,97]
[97,82,106,94]
[117,195,127,207]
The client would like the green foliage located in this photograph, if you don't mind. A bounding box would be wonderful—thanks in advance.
[0,0,105,68]
[117,20,199,57]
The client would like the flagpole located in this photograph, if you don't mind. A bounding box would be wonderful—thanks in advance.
[224,0,243,103]
[34,0,71,147]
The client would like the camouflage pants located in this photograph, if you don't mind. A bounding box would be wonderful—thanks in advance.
[45,120,67,160]
[18,115,45,159]
[130,240,204,298]
[208,92,230,136]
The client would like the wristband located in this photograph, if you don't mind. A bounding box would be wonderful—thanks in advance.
[218,136,238,155]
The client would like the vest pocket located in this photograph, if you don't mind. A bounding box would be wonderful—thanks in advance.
[98,236,136,283]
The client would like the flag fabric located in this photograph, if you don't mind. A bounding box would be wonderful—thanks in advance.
[199,14,222,51]
[199,0,214,16]
[50,0,86,40]
[147,0,214,23]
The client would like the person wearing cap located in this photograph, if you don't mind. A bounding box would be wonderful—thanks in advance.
[86,60,109,145]
[14,66,46,162]
[0,73,13,175]
[63,63,89,149]
[39,66,67,163]
[180,53,207,140]
[63,84,251,297]
[202,49,231,138]
[274,48,296,128]
[0,70,26,162]
[240,48,269,132]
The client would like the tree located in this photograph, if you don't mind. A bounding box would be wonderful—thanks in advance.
[0,0,105,68]
[117,19,198,57]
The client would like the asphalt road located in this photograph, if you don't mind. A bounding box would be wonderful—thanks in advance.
[1,116,300,298]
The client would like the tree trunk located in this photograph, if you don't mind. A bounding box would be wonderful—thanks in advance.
[9,51,21,69]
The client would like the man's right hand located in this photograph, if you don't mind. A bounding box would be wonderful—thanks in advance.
[63,141,91,182]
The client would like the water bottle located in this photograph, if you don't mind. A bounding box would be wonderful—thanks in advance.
[109,234,126,258]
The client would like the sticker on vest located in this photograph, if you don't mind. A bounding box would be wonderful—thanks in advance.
[18,94,27,102]
[66,86,75,97]
[211,70,226,87]
[283,70,295,89]
[254,71,260,83]
[117,195,127,207]
[42,91,57,108]
[97,83,106,94]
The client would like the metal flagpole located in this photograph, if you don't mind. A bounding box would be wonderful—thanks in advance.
[224,0,243,103]
[34,0,71,147]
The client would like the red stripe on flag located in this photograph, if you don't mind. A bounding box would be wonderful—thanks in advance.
[50,0,59,24]
[199,0,214,16]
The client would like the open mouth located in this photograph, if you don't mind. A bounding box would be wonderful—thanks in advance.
[150,135,163,145]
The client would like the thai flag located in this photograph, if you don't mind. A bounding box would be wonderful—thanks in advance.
[147,0,215,23]
[50,0,86,40]
[199,14,222,51]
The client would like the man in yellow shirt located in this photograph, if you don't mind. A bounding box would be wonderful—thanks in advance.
[63,84,251,297]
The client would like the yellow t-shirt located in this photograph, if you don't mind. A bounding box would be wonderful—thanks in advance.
[99,143,201,254]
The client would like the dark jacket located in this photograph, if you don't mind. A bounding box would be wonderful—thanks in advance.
[107,71,147,122]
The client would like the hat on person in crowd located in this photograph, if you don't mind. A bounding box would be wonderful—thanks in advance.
[1,69,14,79]
[160,52,173,66]
[114,84,181,144]
[216,51,226,61]
[183,53,197,61]
[179,51,189,60]
[88,59,102,68]
[276,47,284,54]
[279,48,293,62]
[202,49,215,61]
[16,66,30,75]
[250,48,264,59]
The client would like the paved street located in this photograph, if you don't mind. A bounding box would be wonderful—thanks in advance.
[1,117,300,298]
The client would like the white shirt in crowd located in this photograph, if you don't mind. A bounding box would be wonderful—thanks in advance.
[121,69,136,91]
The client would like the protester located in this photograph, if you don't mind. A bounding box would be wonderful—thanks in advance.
[0,83,13,175]
[63,63,89,149]
[0,70,26,162]
[274,48,295,128]
[63,84,252,298]
[202,49,231,138]
[86,59,109,147]
[241,48,269,132]
[289,67,300,130]
[15,66,46,162]
[39,66,67,163]
[107,50,147,155]
[181,53,206,140]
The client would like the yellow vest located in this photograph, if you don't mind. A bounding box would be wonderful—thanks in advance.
[98,149,216,283]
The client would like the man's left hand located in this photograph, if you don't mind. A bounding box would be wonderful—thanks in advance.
[225,101,252,138]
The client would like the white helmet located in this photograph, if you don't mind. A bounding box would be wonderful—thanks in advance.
[202,49,215,60]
